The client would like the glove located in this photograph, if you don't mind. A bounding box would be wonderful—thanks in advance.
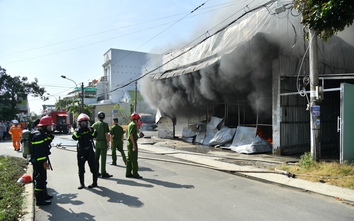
[48,133,54,140]
[139,132,144,138]
[75,130,81,136]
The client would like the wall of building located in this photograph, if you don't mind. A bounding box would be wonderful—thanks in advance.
[102,49,161,104]
[275,49,354,158]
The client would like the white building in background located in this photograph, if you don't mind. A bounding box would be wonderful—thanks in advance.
[94,48,162,122]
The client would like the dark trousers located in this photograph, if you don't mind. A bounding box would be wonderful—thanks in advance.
[33,161,47,191]
[77,149,97,175]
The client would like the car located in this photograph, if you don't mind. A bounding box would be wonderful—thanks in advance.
[140,113,157,131]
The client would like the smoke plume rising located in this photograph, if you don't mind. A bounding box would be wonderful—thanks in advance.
[140,1,354,122]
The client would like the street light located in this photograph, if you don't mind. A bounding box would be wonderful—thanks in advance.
[61,75,77,88]
[61,75,84,113]
[47,93,58,102]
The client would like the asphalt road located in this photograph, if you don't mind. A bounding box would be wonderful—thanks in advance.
[31,134,354,221]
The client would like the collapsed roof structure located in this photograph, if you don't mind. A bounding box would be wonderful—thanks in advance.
[141,1,354,159]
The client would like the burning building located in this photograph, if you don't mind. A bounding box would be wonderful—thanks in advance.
[140,1,354,161]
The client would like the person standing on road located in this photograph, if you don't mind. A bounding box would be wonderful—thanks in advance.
[72,113,99,189]
[126,113,144,179]
[32,115,54,206]
[92,111,113,178]
[3,121,8,140]
[109,117,126,166]
[0,120,5,141]
[9,120,22,151]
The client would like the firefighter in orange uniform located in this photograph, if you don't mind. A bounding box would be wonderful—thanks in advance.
[9,120,22,151]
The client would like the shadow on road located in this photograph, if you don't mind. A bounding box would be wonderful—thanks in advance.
[38,189,95,221]
[114,177,154,188]
[89,186,144,208]
[142,178,194,189]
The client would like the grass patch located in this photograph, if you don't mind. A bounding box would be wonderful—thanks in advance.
[0,155,28,221]
[277,152,354,189]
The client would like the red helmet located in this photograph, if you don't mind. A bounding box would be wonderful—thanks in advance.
[17,174,32,184]
[130,113,140,121]
[77,113,90,122]
[37,116,53,126]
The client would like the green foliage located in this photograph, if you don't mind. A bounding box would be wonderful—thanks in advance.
[113,103,130,123]
[130,99,134,114]
[60,96,93,119]
[294,0,354,41]
[277,159,354,189]
[299,152,314,169]
[0,106,12,120]
[0,68,46,119]
[0,156,27,221]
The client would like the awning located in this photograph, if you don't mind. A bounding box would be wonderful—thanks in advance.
[57,113,68,117]
[151,3,277,79]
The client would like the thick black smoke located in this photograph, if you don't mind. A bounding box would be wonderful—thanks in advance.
[140,2,354,121]
[141,33,279,119]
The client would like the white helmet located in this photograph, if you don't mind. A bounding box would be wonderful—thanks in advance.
[13,120,19,124]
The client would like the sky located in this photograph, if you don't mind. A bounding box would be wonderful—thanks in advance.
[1,0,261,114]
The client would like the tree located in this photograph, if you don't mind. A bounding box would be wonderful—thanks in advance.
[66,101,93,121]
[113,103,130,124]
[294,0,354,41]
[0,68,46,119]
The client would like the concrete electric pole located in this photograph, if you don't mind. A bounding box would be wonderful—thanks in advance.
[309,29,321,161]
[134,81,137,112]
[81,82,84,113]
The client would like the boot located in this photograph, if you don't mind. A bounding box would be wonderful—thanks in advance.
[43,188,53,200]
[35,191,51,206]
[78,175,85,189]
[88,173,98,188]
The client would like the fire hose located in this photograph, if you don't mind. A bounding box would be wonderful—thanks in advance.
[55,142,296,178]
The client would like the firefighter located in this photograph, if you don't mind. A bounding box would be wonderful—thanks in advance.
[92,111,112,178]
[9,120,22,151]
[32,115,54,206]
[72,113,99,189]
[126,113,144,179]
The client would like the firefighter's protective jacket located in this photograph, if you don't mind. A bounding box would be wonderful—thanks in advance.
[72,127,97,149]
[31,130,54,162]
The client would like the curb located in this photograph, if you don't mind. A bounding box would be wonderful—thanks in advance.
[22,165,34,221]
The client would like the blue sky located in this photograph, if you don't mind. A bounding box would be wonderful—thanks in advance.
[0,0,266,114]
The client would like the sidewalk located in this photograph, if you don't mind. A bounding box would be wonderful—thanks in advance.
[138,137,354,203]
[1,135,353,221]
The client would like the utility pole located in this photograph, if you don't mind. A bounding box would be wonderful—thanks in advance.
[81,82,84,113]
[134,81,137,112]
[309,29,321,161]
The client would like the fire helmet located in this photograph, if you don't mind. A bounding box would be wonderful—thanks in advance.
[37,116,53,127]
[17,174,32,184]
[130,113,140,121]
[97,111,105,119]
[77,113,90,122]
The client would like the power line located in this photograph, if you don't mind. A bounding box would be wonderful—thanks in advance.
[109,0,277,92]
[95,0,211,94]
[1,1,243,59]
